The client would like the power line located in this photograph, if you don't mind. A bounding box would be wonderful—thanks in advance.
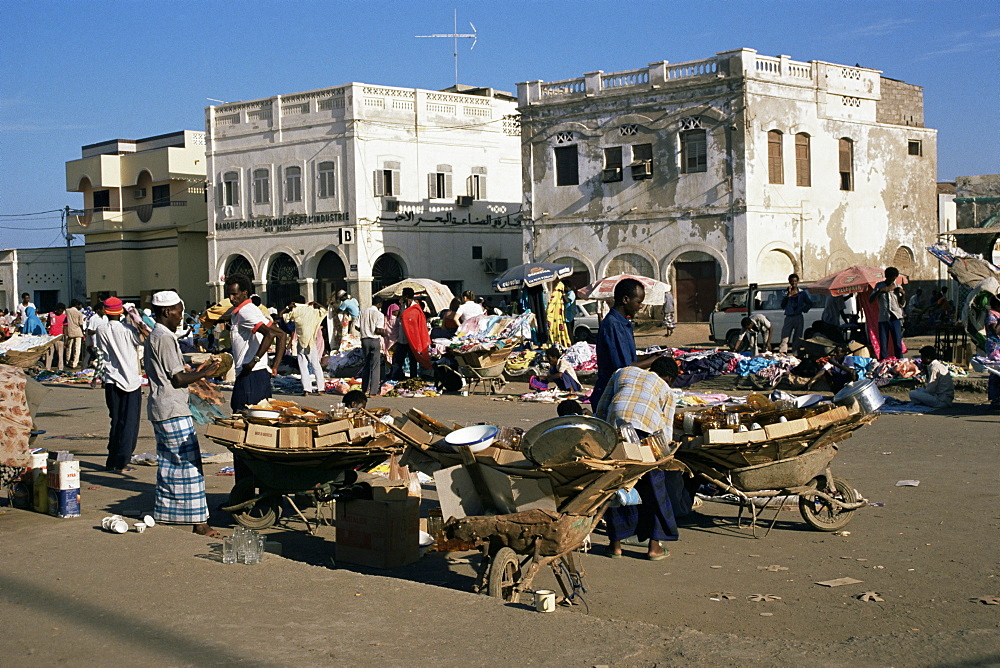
[0,209,64,217]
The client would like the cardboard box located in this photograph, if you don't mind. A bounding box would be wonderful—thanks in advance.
[372,485,410,501]
[434,465,557,520]
[764,418,812,440]
[206,423,245,445]
[705,429,735,445]
[47,488,80,518]
[46,460,80,491]
[335,497,420,568]
[610,441,656,462]
[745,428,769,443]
[348,425,375,442]
[315,419,352,437]
[394,417,434,445]
[314,431,349,447]
[245,424,279,448]
[807,405,851,430]
[279,426,314,449]
[477,446,532,468]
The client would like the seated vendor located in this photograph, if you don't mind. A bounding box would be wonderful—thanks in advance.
[909,346,954,409]
[430,309,458,339]
[342,389,368,409]
[805,346,858,392]
[529,347,582,392]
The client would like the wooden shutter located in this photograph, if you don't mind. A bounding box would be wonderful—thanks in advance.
[767,131,783,184]
[427,172,437,199]
[390,170,400,197]
[444,173,453,199]
[795,134,811,187]
[373,170,383,197]
[839,139,852,172]
[477,176,485,200]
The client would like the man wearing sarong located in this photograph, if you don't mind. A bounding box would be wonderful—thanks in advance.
[597,357,683,560]
[144,291,221,537]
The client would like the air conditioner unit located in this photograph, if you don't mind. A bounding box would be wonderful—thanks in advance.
[630,161,653,179]
[455,195,474,207]
[601,168,623,183]
[384,197,399,212]
[133,188,147,199]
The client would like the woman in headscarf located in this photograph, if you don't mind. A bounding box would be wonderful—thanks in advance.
[20,306,46,336]
[545,280,571,348]
[382,301,400,358]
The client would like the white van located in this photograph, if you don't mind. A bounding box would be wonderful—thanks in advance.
[709,284,829,349]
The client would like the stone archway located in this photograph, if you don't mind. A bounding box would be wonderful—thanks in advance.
[266,253,299,310]
[672,251,720,322]
[225,255,255,282]
[757,249,796,284]
[315,251,347,305]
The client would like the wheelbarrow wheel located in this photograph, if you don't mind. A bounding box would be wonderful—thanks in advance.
[799,476,858,531]
[227,478,280,530]
[486,547,521,602]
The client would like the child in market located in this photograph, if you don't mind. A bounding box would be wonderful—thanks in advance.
[342,389,368,409]
[529,347,583,392]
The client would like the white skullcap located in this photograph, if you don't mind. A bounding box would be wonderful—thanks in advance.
[152,290,183,307]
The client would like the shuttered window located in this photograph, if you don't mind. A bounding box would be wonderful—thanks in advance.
[285,166,302,202]
[554,145,579,186]
[795,134,811,187]
[317,162,336,199]
[767,130,783,184]
[839,138,853,191]
[680,130,707,173]
[252,168,270,204]
[427,165,453,199]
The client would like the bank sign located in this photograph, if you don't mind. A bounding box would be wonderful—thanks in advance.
[216,211,351,233]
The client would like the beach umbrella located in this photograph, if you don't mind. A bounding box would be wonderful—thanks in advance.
[578,274,670,304]
[491,262,573,292]
[374,278,455,314]
[807,266,907,296]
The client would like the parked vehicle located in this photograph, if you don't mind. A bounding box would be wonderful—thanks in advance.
[571,300,600,342]
[709,284,829,349]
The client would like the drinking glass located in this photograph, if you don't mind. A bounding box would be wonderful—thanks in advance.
[222,536,236,564]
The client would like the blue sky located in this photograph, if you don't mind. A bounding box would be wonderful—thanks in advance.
[1,0,997,249]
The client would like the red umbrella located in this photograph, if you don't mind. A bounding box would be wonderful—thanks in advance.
[807,266,907,296]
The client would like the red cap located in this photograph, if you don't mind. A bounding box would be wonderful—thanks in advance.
[103,297,124,315]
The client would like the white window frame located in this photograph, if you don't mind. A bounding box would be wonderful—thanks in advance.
[374,162,401,197]
[222,171,239,207]
[285,166,302,202]
[252,168,270,204]
[317,161,336,199]
[427,164,453,199]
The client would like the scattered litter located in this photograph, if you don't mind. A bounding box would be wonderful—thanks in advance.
[748,554,761,558]
[873,565,885,569]
[709,592,737,601]
[710,565,722,569]
[747,594,781,602]
[833,531,851,536]
[757,565,788,572]
[858,591,884,602]
[816,577,864,587]
[972,596,1000,605]
[87,486,99,491]
[881,452,892,455]
[131,453,157,466]
[684,551,697,555]
[217,466,235,476]
[44,433,101,440]
[868,502,885,507]
[759,612,774,617]
[840,556,854,560]
[857,558,868,562]
[895,480,920,487]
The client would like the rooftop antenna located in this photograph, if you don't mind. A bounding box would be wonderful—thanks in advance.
[415,8,477,87]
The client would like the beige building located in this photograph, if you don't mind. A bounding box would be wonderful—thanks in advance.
[517,48,938,321]
[65,131,210,307]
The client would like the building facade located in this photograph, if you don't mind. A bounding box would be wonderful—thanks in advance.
[952,175,1000,264]
[0,246,85,313]
[517,48,938,321]
[65,131,210,307]
[204,83,523,309]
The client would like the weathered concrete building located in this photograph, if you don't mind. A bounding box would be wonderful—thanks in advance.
[204,83,523,308]
[0,246,85,313]
[951,175,1000,264]
[517,48,938,321]
[65,131,210,307]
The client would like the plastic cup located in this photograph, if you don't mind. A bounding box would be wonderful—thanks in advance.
[133,522,146,534]
[111,519,129,534]
[143,515,155,527]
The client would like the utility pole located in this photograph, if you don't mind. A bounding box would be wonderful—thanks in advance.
[415,9,477,87]
[63,206,74,303]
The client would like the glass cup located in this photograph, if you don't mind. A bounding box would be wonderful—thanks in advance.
[222,536,236,564]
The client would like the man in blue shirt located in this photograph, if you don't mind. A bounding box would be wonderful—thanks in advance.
[779,273,812,354]
[591,278,658,407]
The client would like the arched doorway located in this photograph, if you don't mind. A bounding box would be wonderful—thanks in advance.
[315,251,347,305]
[551,256,590,291]
[267,253,299,310]
[225,255,255,283]
[757,249,795,284]
[372,254,405,293]
[672,251,720,322]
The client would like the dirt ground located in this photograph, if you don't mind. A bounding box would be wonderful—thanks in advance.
[2,328,998,666]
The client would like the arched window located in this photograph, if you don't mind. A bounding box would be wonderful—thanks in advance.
[317,162,336,199]
[767,130,783,184]
[606,253,654,278]
[372,254,405,292]
[285,166,302,202]
[795,133,811,187]
[253,168,270,204]
[267,254,299,310]
[225,255,254,282]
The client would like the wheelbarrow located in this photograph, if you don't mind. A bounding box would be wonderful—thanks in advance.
[458,360,508,395]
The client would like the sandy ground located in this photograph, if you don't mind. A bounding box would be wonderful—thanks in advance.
[2,327,998,666]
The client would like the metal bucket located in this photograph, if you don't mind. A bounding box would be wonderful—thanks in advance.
[833,378,884,415]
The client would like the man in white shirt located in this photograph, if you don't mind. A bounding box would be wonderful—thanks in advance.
[455,290,486,324]
[358,295,386,396]
[94,297,144,473]
[14,292,35,327]
[910,346,954,409]
[226,275,287,484]
[83,302,108,370]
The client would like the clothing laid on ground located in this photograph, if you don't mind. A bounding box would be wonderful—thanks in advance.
[591,307,637,407]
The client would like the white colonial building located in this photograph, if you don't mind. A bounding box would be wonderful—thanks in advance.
[517,48,938,321]
[205,83,523,308]
[0,246,85,313]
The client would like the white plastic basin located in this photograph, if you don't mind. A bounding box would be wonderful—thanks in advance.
[444,424,499,453]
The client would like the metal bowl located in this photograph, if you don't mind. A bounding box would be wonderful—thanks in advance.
[833,378,884,415]
[522,416,618,466]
